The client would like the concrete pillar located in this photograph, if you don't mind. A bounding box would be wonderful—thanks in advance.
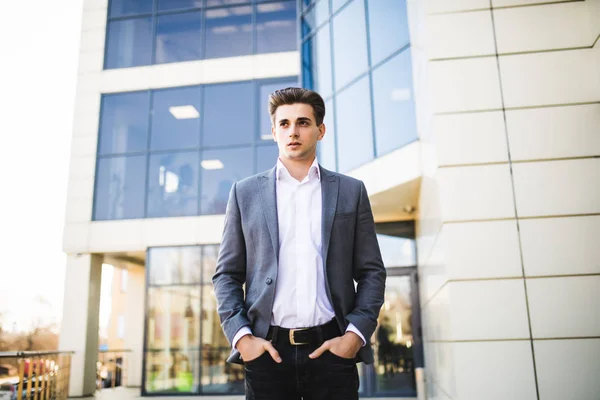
[124,264,145,387]
[58,254,103,397]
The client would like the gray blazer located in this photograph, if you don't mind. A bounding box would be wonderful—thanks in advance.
[212,165,386,364]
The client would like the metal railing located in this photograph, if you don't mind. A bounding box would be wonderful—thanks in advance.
[0,351,73,400]
[96,349,131,391]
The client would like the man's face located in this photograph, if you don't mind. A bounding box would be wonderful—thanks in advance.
[271,103,325,162]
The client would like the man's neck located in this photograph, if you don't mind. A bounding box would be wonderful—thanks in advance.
[279,155,316,182]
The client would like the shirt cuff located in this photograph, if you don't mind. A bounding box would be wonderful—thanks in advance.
[345,323,366,347]
[232,326,253,349]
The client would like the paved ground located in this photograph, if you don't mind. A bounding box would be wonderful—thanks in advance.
[92,387,416,400]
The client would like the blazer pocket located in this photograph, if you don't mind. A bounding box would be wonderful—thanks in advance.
[335,212,355,220]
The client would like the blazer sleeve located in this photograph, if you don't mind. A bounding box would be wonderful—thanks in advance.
[345,181,386,342]
[212,182,251,344]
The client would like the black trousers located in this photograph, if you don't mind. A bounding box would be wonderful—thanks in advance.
[243,331,360,400]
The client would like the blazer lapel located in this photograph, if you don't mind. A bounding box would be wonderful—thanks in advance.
[258,166,279,263]
[320,166,339,266]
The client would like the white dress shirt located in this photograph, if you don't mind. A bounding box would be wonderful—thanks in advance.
[232,158,365,348]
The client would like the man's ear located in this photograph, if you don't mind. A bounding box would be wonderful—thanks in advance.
[317,123,326,141]
[271,124,277,142]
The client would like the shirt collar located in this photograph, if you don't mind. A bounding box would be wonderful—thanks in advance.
[276,157,321,182]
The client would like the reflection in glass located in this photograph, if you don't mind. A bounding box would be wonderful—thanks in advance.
[257,145,279,172]
[155,12,202,64]
[109,0,153,18]
[147,152,200,217]
[335,76,373,172]
[206,0,250,6]
[201,284,245,393]
[318,99,336,171]
[303,0,330,34]
[201,245,219,285]
[310,26,333,99]
[373,275,416,396]
[105,18,153,69]
[145,286,201,393]
[99,92,149,155]
[158,0,203,11]
[372,49,417,156]
[331,0,349,13]
[150,87,202,151]
[148,247,202,286]
[203,82,254,147]
[367,0,410,66]
[205,6,253,59]
[200,147,253,214]
[94,155,146,220]
[256,2,297,54]
[377,235,416,267]
[332,0,368,90]
[259,78,298,140]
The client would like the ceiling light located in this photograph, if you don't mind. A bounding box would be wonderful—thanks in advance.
[261,134,273,141]
[169,105,200,119]
[201,159,224,170]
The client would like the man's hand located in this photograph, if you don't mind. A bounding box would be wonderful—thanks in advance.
[308,331,362,360]
[236,335,282,363]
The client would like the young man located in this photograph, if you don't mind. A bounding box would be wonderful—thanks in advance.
[212,87,386,399]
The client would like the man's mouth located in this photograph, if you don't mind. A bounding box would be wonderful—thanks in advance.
[288,142,301,147]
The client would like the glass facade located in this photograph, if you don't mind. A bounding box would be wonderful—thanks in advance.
[93,77,298,221]
[144,245,245,394]
[301,0,417,172]
[105,0,297,69]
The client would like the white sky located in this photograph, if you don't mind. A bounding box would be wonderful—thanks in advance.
[0,1,83,332]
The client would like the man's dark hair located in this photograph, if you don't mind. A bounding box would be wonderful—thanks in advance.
[268,87,326,126]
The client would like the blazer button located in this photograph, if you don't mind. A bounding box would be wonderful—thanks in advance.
[265,278,273,285]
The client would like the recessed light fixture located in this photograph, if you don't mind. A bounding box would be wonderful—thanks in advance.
[201,159,224,170]
[169,105,200,119]
[261,134,273,141]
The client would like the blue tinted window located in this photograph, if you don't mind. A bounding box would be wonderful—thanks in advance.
[105,18,153,69]
[332,0,368,90]
[150,87,202,151]
[303,0,329,34]
[367,0,410,65]
[336,76,373,172]
[205,6,253,59]
[158,0,203,11]
[206,0,250,6]
[94,156,147,220]
[155,12,202,64]
[109,0,153,17]
[147,152,200,217]
[372,50,417,156]
[331,0,349,14]
[200,147,253,214]
[203,82,254,147]
[256,2,297,54]
[319,99,336,171]
[99,92,149,155]
[310,27,332,98]
[257,145,278,172]
[259,79,298,142]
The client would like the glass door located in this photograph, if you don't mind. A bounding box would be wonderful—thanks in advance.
[370,269,421,397]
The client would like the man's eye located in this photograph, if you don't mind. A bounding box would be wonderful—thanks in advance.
[280,122,288,127]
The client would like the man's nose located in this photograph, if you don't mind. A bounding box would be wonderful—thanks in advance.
[288,125,299,137]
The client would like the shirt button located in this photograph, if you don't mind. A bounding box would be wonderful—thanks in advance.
[265,278,273,285]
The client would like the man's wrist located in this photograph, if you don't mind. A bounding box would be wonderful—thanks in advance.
[236,333,253,351]
[342,331,363,352]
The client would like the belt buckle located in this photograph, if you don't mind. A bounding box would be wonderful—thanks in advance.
[289,328,309,345]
